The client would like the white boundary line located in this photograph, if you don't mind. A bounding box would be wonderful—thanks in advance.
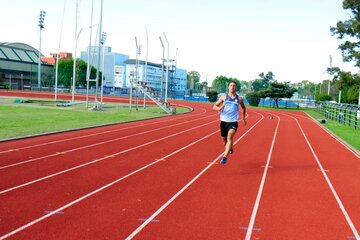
[125,113,265,239]
[283,113,360,240]
[0,119,218,195]
[0,118,238,240]
[0,114,217,170]
[244,114,280,240]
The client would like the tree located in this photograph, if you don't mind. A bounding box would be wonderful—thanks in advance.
[252,71,276,92]
[199,81,208,93]
[57,58,98,88]
[330,0,360,67]
[212,75,241,93]
[330,0,360,104]
[187,70,201,93]
[259,82,297,108]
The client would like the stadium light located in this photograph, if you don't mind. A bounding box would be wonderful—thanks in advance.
[38,10,46,90]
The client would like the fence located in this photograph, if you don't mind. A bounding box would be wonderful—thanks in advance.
[315,102,360,130]
[259,98,315,109]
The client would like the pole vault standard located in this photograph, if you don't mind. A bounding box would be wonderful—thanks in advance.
[54,0,66,102]
[163,32,169,103]
[144,26,149,109]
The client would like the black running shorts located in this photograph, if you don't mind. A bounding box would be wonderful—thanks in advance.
[220,121,238,137]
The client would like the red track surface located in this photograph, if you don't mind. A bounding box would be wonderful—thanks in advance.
[1,91,360,239]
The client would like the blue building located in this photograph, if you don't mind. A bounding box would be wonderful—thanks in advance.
[80,46,129,88]
[81,46,187,98]
[124,59,187,98]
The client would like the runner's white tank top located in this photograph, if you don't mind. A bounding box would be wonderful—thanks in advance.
[220,94,239,122]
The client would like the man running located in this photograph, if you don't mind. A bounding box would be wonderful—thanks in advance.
[213,81,246,164]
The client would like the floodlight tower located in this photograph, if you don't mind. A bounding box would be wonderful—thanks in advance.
[328,55,332,95]
[38,10,46,90]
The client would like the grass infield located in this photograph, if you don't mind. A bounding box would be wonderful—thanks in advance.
[0,98,189,140]
[304,109,360,151]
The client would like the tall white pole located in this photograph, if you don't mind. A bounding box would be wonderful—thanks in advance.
[100,32,107,105]
[95,0,104,109]
[54,0,66,101]
[163,32,169,102]
[86,0,94,108]
[159,37,164,100]
[72,0,79,102]
[144,26,149,108]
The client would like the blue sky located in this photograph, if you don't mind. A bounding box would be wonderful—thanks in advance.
[1,0,355,84]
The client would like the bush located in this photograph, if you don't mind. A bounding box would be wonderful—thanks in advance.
[245,92,260,106]
[316,93,332,101]
[206,90,218,102]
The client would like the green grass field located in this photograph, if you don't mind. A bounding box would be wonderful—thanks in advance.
[0,98,189,140]
[304,109,360,151]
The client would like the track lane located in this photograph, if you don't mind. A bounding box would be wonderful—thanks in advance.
[244,111,356,240]
[283,111,360,239]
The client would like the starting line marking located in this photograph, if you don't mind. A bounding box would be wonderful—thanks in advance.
[317,169,329,172]
[240,226,261,232]
[261,165,272,168]
[43,211,64,215]
[138,218,159,223]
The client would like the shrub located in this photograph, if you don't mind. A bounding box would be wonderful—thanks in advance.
[206,90,218,102]
[245,92,260,106]
[316,93,332,101]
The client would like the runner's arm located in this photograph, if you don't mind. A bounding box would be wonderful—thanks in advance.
[239,97,247,125]
[213,95,225,111]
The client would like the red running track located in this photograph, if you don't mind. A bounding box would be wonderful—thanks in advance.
[0,92,360,239]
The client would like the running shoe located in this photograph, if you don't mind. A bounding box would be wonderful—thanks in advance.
[229,149,233,154]
[220,157,227,164]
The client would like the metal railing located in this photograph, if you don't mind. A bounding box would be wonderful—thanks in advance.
[315,102,360,130]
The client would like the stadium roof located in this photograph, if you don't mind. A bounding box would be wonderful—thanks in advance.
[0,42,41,64]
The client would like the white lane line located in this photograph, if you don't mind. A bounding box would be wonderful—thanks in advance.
[0,123,224,240]
[276,111,359,158]
[0,114,217,170]
[125,114,265,240]
[0,110,212,155]
[244,114,280,240]
[0,119,218,195]
[287,113,360,240]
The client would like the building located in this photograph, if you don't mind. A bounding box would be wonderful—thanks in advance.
[80,46,129,89]
[0,42,53,89]
[124,59,187,98]
[41,52,72,65]
[81,46,187,98]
